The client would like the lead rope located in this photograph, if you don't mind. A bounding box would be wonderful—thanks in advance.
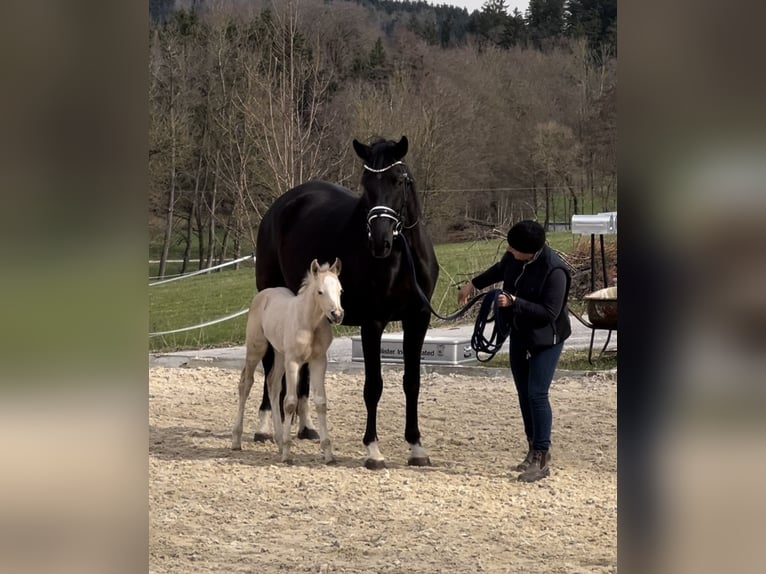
[469,288,512,362]
[399,234,512,362]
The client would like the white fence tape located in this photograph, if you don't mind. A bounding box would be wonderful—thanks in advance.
[149,307,250,337]
[149,254,255,286]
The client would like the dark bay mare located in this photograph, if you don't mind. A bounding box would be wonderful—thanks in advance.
[254,136,439,469]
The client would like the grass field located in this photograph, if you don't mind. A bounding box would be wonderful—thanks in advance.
[148,232,589,353]
[481,349,617,371]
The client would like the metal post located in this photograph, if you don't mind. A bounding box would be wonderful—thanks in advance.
[600,233,608,288]
[590,233,596,293]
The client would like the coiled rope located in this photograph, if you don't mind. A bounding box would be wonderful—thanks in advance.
[469,289,512,362]
[399,235,511,362]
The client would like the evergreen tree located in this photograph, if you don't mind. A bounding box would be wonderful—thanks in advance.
[369,37,386,69]
[150,0,176,23]
[526,0,566,50]
[500,8,528,48]
[471,0,511,48]
[564,0,616,54]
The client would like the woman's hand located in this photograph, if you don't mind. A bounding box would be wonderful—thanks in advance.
[458,282,474,306]
[497,292,515,307]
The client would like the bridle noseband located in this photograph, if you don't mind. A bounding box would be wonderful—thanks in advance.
[366,205,403,238]
[363,160,416,239]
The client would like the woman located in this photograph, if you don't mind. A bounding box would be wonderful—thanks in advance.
[458,220,571,482]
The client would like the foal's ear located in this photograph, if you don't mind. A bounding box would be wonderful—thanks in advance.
[393,135,408,159]
[310,259,320,276]
[330,257,341,276]
[352,139,370,163]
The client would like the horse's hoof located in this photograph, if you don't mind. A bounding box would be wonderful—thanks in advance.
[364,458,386,470]
[325,457,337,466]
[231,445,242,451]
[297,427,320,441]
[407,456,432,467]
[253,432,273,443]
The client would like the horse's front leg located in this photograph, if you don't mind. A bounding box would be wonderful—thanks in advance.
[361,320,386,470]
[308,354,334,464]
[280,358,301,463]
[402,309,431,466]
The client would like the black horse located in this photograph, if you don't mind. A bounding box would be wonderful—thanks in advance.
[253,136,439,469]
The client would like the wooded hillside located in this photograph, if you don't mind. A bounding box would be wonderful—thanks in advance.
[149,0,616,277]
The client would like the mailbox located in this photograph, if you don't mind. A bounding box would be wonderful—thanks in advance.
[571,212,617,235]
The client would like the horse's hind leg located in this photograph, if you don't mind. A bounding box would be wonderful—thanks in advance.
[232,351,262,450]
[253,344,276,442]
[308,355,334,464]
[296,364,320,441]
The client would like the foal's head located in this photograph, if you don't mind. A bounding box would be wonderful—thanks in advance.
[353,136,414,259]
[305,258,344,324]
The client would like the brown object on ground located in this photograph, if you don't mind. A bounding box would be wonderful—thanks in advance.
[150,366,616,573]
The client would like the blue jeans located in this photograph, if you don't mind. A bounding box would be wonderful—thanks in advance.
[509,339,564,452]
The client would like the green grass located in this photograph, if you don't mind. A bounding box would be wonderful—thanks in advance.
[477,348,617,372]
[148,232,580,352]
[149,264,257,351]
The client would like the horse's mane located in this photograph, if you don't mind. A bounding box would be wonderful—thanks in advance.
[297,262,334,294]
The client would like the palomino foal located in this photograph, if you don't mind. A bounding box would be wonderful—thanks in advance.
[232,258,343,463]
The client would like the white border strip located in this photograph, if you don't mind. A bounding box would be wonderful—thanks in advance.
[149,307,250,337]
[149,254,255,286]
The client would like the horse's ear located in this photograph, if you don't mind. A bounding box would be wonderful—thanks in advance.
[310,259,320,276]
[331,257,341,276]
[393,135,408,159]
[352,139,370,163]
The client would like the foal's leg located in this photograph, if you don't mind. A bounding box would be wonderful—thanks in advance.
[280,358,301,463]
[253,344,276,442]
[267,352,286,454]
[308,353,334,463]
[232,343,265,450]
[402,310,431,466]
[360,320,386,470]
[296,364,320,441]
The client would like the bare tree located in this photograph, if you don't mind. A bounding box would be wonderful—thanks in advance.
[238,1,341,205]
[149,23,196,278]
[530,120,580,227]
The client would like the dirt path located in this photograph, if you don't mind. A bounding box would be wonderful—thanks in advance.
[150,367,616,573]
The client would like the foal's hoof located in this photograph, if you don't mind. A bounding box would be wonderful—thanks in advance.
[297,427,320,441]
[253,432,273,443]
[407,456,432,467]
[364,458,386,470]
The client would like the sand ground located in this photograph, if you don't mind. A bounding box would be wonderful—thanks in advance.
[149,366,616,573]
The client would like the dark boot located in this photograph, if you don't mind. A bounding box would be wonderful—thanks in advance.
[514,439,534,472]
[517,450,550,482]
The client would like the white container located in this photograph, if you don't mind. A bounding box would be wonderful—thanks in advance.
[351,334,477,365]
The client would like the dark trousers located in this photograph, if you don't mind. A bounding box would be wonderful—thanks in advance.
[509,339,564,452]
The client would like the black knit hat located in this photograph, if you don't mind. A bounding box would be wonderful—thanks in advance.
[507,220,546,254]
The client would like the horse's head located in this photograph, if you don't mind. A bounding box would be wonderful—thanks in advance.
[311,258,344,324]
[353,136,414,259]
